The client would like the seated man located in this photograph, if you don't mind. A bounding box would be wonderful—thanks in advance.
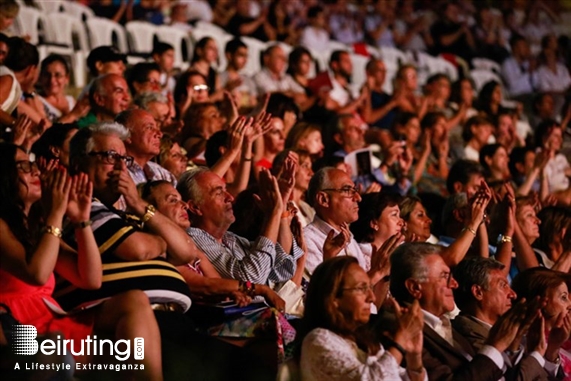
[390,242,520,381]
[177,168,304,284]
[133,91,176,133]
[115,109,177,186]
[453,257,561,380]
[220,38,258,110]
[303,166,390,289]
[62,121,275,380]
[78,73,131,128]
[332,113,412,195]
[446,159,485,198]
[58,121,196,311]
[253,44,306,104]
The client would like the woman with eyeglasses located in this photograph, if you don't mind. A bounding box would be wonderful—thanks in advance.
[0,142,163,379]
[174,70,211,118]
[190,37,224,102]
[299,256,426,381]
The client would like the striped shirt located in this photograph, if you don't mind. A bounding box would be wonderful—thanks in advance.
[56,199,191,312]
[187,227,304,285]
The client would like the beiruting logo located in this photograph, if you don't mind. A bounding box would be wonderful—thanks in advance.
[11,324,144,372]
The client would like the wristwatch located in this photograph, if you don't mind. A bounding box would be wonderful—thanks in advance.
[497,234,512,245]
[142,204,156,223]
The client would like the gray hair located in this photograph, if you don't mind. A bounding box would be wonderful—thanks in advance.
[177,167,210,204]
[69,122,130,174]
[389,242,443,304]
[441,192,468,228]
[453,257,505,310]
[133,91,168,110]
[306,167,335,208]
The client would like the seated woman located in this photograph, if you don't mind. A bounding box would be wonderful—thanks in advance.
[38,55,85,123]
[155,134,188,181]
[399,196,438,243]
[179,102,226,165]
[534,120,571,205]
[285,122,324,160]
[511,267,571,377]
[299,256,426,381]
[173,70,210,118]
[31,123,78,168]
[415,111,450,195]
[479,143,510,189]
[0,143,162,379]
[190,37,224,102]
[126,62,162,98]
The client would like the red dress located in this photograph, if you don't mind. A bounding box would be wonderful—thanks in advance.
[0,268,94,352]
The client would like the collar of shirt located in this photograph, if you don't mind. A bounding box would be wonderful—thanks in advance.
[187,226,236,247]
[422,309,444,332]
[310,215,355,241]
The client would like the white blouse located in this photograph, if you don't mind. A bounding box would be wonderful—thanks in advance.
[300,328,422,381]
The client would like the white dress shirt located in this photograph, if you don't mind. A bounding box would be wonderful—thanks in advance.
[303,215,371,276]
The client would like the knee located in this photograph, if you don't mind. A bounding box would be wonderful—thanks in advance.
[113,290,152,314]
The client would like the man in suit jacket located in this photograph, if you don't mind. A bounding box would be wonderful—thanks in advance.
[390,243,520,381]
[453,257,563,380]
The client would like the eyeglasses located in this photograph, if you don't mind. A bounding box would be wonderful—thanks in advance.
[321,186,360,198]
[88,150,134,168]
[192,84,209,92]
[418,271,454,286]
[341,284,374,295]
[16,160,39,173]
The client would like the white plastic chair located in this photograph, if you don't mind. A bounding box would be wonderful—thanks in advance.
[241,36,268,77]
[470,69,502,92]
[350,53,369,90]
[126,21,159,55]
[60,1,95,22]
[156,25,193,69]
[379,46,408,67]
[86,17,128,53]
[36,0,64,14]
[46,13,89,52]
[15,6,52,45]
[472,58,501,74]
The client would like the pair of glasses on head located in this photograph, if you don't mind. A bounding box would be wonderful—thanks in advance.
[88,150,134,168]
[193,84,209,92]
[341,283,374,295]
[321,186,360,198]
[16,160,39,173]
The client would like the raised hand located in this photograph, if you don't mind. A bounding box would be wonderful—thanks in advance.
[392,299,424,354]
[227,116,251,153]
[486,299,526,352]
[110,161,140,211]
[468,180,492,226]
[277,152,297,206]
[547,311,571,350]
[245,111,273,144]
[323,222,351,260]
[223,90,240,126]
[42,167,72,219]
[526,313,547,356]
[370,233,403,282]
[254,169,284,216]
[66,173,93,224]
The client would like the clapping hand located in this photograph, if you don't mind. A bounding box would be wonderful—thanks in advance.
[66,173,93,224]
[227,116,252,153]
[277,152,297,207]
[254,169,283,216]
[391,298,424,355]
[323,222,351,260]
[42,167,72,220]
[486,299,527,352]
[245,111,273,144]
[369,233,403,284]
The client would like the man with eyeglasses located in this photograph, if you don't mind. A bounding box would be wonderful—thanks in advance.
[452,257,562,380]
[389,242,524,381]
[62,121,274,380]
[304,167,372,276]
[115,109,177,188]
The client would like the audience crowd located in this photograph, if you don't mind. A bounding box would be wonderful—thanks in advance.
[0,0,570,380]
